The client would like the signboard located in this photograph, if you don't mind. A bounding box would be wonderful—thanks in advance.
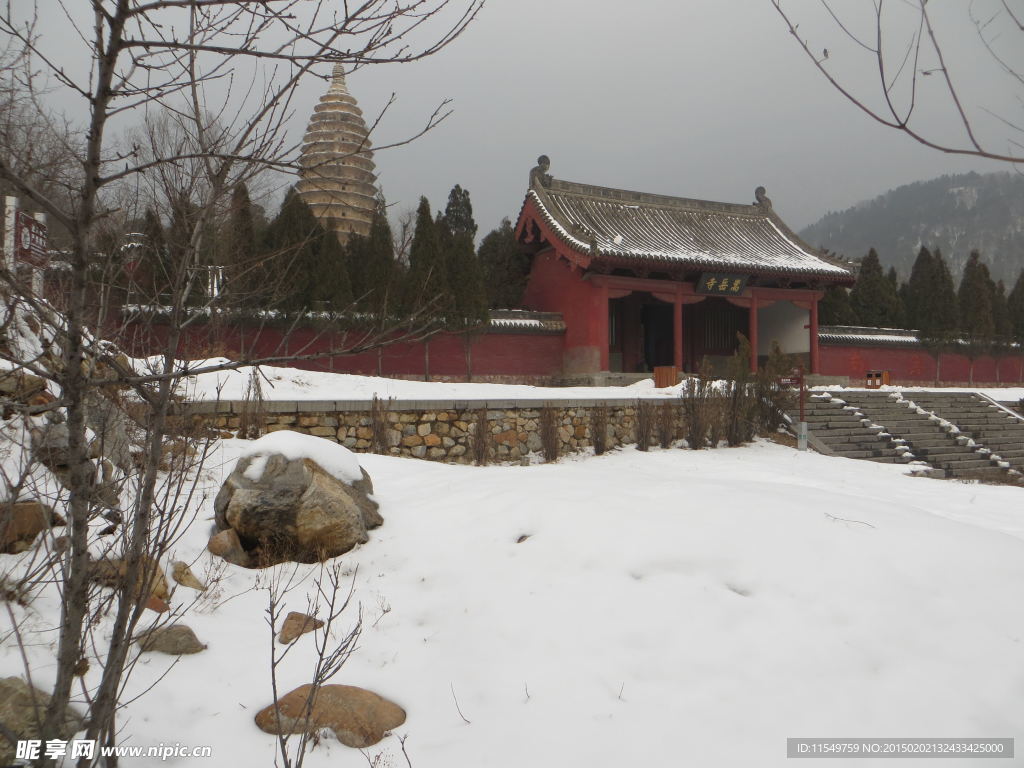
[695,272,748,296]
[14,211,47,268]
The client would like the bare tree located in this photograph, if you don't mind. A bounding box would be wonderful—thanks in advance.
[0,0,481,763]
[771,0,1024,165]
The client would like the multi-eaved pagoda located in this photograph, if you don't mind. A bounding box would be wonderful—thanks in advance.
[515,156,855,375]
[296,64,379,243]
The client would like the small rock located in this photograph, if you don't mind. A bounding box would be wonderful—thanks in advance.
[171,561,207,592]
[91,556,169,600]
[1,500,53,553]
[254,684,405,748]
[146,595,171,613]
[136,624,206,655]
[0,677,84,767]
[207,529,251,567]
[278,611,325,644]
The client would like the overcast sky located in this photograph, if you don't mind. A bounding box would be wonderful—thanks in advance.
[22,0,1024,239]
[328,0,1019,236]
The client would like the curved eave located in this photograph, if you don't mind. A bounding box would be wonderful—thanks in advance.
[520,189,855,283]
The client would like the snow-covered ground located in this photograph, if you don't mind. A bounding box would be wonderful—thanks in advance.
[181,360,682,402]
[180,359,1024,406]
[4,437,1024,767]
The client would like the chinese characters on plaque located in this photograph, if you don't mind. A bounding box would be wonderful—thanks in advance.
[695,273,748,296]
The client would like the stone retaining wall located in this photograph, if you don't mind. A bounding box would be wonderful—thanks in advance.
[182,398,685,463]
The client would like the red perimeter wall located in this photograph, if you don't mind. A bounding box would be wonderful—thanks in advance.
[117,320,565,381]
[821,344,1024,387]
[118,319,1024,387]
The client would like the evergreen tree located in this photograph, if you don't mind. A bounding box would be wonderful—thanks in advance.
[221,184,259,306]
[441,185,487,327]
[992,279,1011,341]
[134,207,170,301]
[849,248,902,327]
[818,285,858,325]
[262,188,351,311]
[443,184,477,240]
[363,206,398,317]
[917,248,959,383]
[885,266,906,327]
[957,250,996,383]
[958,250,995,341]
[478,218,531,308]
[904,246,935,331]
[404,196,450,320]
[1008,269,1024,343]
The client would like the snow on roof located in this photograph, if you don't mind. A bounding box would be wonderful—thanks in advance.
[488,310,565,333]
[526,180,853,279]
[819,326,922,347]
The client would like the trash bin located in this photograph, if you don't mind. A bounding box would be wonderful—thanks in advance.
[653,366,678,389]
[865,370,890,388]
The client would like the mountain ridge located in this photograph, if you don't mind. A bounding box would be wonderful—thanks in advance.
[799,171,1024,285]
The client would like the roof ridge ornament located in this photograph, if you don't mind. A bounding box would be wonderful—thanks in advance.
[530,154,552,189]
[754,185,772,210]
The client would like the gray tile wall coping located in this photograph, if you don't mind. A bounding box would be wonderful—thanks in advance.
[175,397,668,415]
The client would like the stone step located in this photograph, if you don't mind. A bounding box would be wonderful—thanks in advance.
[913,445,978,456]
[934,458,996,470]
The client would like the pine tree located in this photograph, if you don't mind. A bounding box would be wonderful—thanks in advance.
[443,184,477,240]
[363,206,398,317]
[849,248,902,327]
[915,248,959,383]
[404,196,450,320]
[442,185,488,327]
[885,266,906,327]
[958,250,995,341]
[957,250,995,383]
[262,188,351,311]
[904,246,934,331]
[992,279,1011,340]
[134,207,170,301]
[478,218,531,308]
[1009,269,1024,343]
[818,285,858,325]
[221,184,259,306]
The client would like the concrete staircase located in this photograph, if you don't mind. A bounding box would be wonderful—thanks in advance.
[797,394,912,464]
[908,393,1024,476]
[792,390,1024,483]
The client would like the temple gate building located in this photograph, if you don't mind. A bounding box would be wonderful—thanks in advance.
[514,157,855,375]
[296,65,379,243]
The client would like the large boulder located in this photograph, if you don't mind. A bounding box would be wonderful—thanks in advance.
[0,677,84,766]
[254,684,405,748]
[212,444,380,567]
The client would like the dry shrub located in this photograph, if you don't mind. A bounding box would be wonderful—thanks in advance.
[472,407,490,466]
[657,401,677,448]
[752,342,798,434]
[723,334,757,446]
[370,395,392,454]
[681,359,715,449]
[539,405,560,463]
[636,400,655,451]
[590,403,609,455]
[237,367,266,440]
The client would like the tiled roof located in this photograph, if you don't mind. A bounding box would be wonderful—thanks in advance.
[488,310,565,334]
[527,179,852,280]
[819,326,921,347]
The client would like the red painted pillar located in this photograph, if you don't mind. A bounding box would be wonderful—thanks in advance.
[598,282,610,371]
[673,288,683,371]
[748,294,759,373]
[810,295,820,374]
